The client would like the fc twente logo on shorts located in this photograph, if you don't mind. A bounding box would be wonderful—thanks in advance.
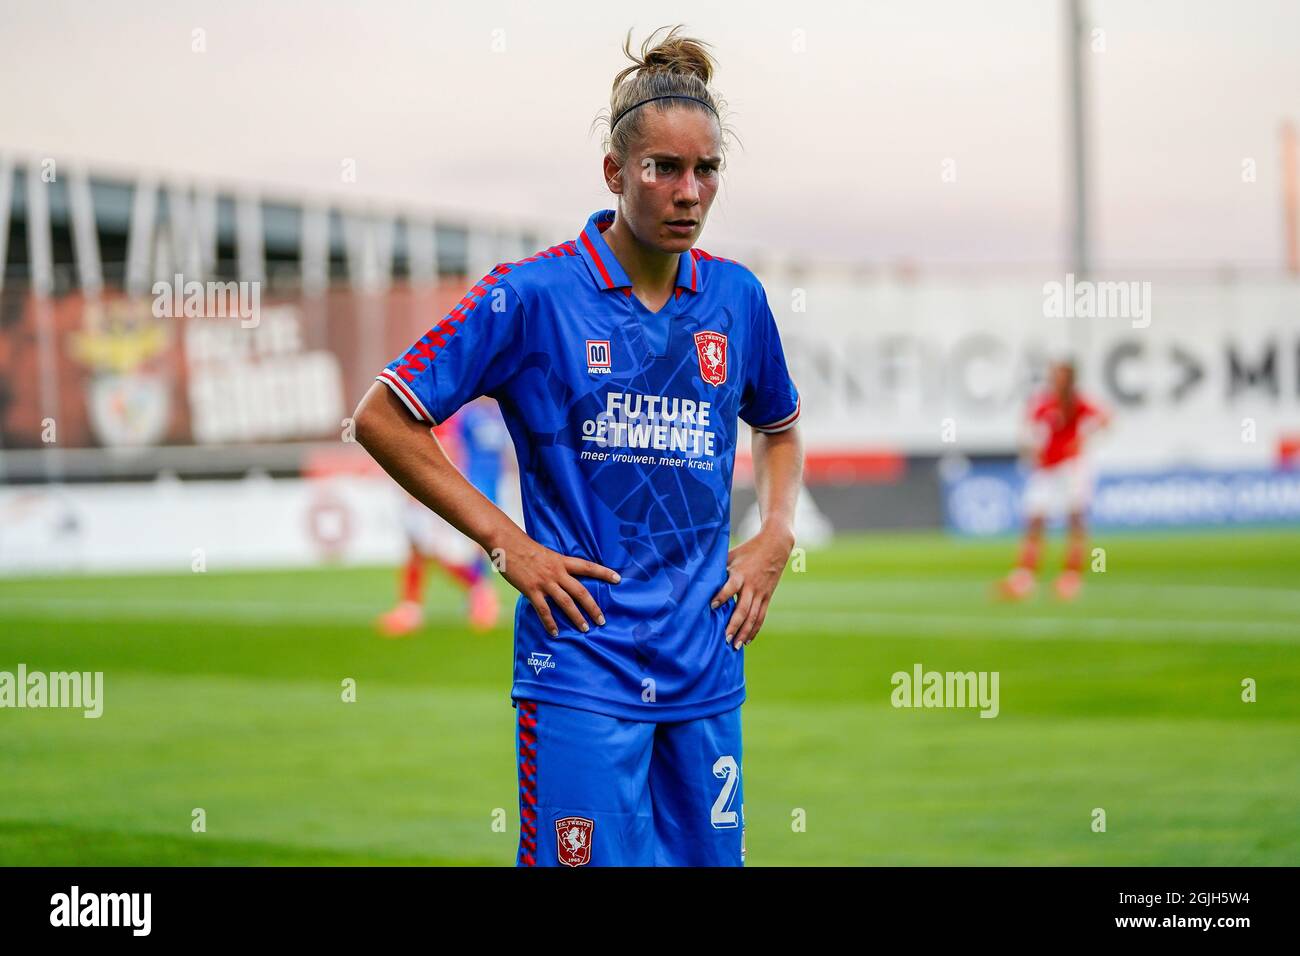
[555,815,594,867]
[694,330,728,386]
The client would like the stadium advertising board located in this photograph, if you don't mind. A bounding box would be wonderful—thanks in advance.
[943,460,1300,535]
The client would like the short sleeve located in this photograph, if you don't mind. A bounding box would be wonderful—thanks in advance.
[739,282,801,433]
[376,267,525,425]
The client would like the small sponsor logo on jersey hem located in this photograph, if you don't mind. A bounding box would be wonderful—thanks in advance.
[526,652,556,675]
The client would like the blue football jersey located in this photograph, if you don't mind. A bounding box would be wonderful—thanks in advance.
[377,209,801,721]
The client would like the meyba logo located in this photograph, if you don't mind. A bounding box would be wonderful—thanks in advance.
[526,652,556,676]
[1042,272,1151,329]
[586,339,612,374]
[890,663,1000,718]
[50,886,151,936]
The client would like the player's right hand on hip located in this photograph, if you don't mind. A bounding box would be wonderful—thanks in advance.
[497,532,620,637]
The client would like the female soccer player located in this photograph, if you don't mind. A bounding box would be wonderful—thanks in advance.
[998,358,1110,601]
[353,25,804,867]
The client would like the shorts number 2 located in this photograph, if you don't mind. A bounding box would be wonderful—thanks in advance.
[710,754,740,829]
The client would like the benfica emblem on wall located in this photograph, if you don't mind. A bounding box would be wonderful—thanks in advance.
[693,330,728,386]
[554,816,594,867]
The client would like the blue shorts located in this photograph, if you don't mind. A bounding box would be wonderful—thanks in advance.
[514,698,745,867]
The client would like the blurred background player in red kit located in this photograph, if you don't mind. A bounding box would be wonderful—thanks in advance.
[376,398,510,637]
[999,358,1111,602]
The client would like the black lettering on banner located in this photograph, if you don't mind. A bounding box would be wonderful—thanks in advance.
[1227,340,1278,399]
[1103,340,1145,407]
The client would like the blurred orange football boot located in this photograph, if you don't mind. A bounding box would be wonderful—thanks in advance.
[995,567,1037,601]
[376,600,423,638]
[1054,570,1082,601]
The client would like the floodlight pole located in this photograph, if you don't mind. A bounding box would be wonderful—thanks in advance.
[1283,120,1299,276]
[1066,0,1091,281]
[1064,0,1092,365]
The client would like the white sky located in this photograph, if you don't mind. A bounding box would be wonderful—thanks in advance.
[1,0,1297,270]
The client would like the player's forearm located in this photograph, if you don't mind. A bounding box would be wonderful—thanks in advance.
[353,382,524,557]
[750,426,803,546]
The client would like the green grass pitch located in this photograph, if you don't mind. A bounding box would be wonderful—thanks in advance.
[1,529,1297,866]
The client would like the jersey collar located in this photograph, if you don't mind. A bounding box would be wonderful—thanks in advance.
[577,209,701,297]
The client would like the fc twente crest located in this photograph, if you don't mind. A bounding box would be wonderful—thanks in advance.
[694,330,728,386]
[554,816,594,867]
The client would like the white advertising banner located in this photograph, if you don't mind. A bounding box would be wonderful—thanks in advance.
[3,477,414,575]
[776,276,1300,469]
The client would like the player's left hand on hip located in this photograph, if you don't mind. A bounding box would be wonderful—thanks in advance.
[711,526,796,650]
